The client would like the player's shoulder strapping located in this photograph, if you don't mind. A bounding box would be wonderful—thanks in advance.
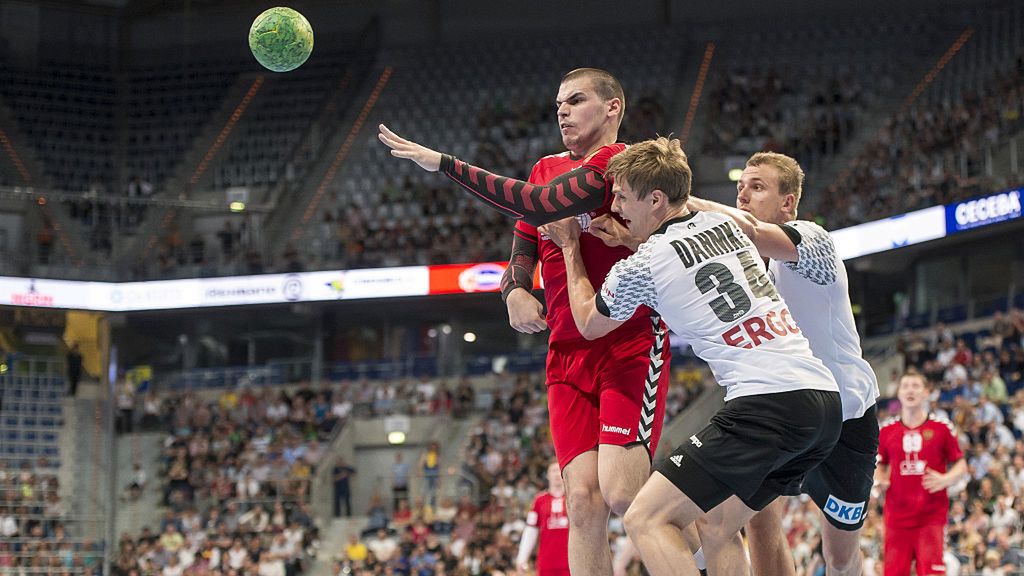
[879,415,902,430]
[928,412,957,435]
[538,151,572,163]
[782,219,839,286]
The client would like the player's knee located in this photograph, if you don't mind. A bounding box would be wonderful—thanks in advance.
[622,502,648,539]
[565,482,605,527]
[822,535,860,572]
[696,515,733,547]
[603,482,639,517]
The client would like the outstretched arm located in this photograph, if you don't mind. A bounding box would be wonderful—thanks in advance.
[687,196,799,262]
[379,124,610,226]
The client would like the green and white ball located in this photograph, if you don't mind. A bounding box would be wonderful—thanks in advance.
[248,7,314,73]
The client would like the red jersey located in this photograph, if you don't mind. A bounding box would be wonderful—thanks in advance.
[526,491,569,572]
[878,413,963,529]
[515,143,656,343]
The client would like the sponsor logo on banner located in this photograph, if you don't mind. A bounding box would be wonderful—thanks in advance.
[10,280,54,307]
[109,283,186,309]
[947,189,1022,233]
[282,275,303,301]
[204,284,277,300]
[324,277,345,297]
[457,263,505,292]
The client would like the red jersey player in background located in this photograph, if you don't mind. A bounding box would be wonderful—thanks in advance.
[517,462,570,576]
[876,371,967,575]
[379,69,702,575]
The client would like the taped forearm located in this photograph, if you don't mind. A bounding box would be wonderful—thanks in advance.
[441,154,608,226]
[500,229,538,301]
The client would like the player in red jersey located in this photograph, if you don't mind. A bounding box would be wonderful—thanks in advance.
[517,462,570,576]
[379,69,701,575]
[876,371,967,576]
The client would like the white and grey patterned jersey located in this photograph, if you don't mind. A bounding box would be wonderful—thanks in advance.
[769,220,880,420]
[595,211,838,402]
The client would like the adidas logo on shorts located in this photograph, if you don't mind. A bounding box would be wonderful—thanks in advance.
[670,455,683,467]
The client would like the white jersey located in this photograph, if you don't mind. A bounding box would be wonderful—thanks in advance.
[596,211,838,402]
[769,220,880,420]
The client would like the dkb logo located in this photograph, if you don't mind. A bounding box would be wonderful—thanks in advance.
[824,495,865,525]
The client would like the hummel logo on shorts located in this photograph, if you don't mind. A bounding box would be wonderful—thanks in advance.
[670,455,683,467]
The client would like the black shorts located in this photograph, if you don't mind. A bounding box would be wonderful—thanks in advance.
[802,403,879,531]
[655,389,842,512]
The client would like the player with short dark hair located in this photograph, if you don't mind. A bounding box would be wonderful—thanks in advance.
[379,69,700,575]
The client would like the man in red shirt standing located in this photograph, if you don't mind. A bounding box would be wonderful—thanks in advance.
[517,461,570,576]
[379,68,695,575]
[876,371,967,575]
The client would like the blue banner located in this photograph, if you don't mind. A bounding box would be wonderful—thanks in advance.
[945,188,1022,234]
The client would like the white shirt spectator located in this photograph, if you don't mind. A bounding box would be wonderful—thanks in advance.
[227,546,248,570]
[258,558,286,576]
[1,514,18,537]
[283,526,305,551]
[367,534,398,562]
[267,402,289,422]
[331,400,353,420]
[990,502,1019,531]
[976,399,1004,426]
[269,535,294,560]
[936,344,957,367]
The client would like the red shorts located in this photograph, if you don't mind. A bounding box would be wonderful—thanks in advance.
[884,523,946,575]
[546,318,671,470]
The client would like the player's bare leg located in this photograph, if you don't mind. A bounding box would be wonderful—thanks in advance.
[746,497,797,576]
[597,444,651,515]
[612,534,635,576]
[821,519,864,576]
[599,443,704,568]
[623,472,708,576]
[696,496,759,576]
[563,450,613,576]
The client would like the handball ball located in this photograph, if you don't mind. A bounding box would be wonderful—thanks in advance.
[248,7,314,73]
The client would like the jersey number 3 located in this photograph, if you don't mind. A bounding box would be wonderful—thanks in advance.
[691,251,780,323]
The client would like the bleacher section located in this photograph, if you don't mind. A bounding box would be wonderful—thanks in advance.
[0,373,63,466]
[123,60,243,189]
[0,63,115,193]
[702,15,948,167]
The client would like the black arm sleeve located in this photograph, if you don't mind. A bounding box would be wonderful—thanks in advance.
[499,228,539,301]
[440,154,609,227]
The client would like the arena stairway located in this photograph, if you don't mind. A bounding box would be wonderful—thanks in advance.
[309,411,483,575]
[64,393,115,542]
[259,56,386,253]
[0,94,50,188]
[116,72,266,271]
[0,95,91,274]
[806,22,984,212]
[112,431,166,538]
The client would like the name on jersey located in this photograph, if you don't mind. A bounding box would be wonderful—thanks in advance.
[669,221,752,269]
[722,308,800,349]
